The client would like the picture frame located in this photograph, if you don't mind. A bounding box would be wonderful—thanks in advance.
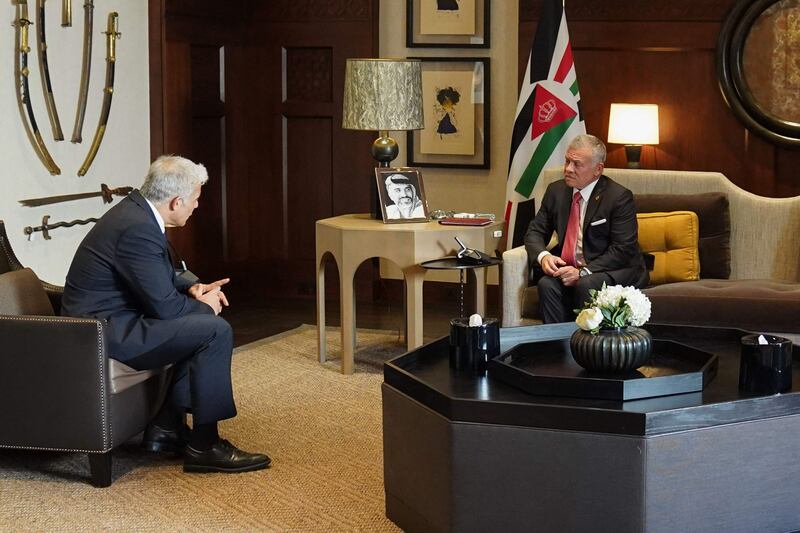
[375,167,429,224]
[407,57,490,169]
[406,0,490,48]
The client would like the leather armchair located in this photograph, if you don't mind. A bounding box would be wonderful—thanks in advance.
[0,221,170,487]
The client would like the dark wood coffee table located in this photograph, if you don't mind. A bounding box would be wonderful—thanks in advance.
[382,323,800,533]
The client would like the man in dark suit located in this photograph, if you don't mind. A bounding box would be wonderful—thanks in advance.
[524,134,648,323]
[62,155,270,473]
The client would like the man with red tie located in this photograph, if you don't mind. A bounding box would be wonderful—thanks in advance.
[524,134,648,323]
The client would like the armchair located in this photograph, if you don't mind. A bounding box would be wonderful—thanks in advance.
[0,221,170,487]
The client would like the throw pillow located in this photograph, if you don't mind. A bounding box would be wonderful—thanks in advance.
[634,193,730,279]
[0,268,55,316]
[637,211,700,285]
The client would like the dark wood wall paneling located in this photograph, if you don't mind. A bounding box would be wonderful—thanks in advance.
[520,0,800,198]
[150,0,379,298]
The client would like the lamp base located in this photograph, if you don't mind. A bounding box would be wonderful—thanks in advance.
[624,145,643,169]
[371,133,399,220]
[372,135,399,165]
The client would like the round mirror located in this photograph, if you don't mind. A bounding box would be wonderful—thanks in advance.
[718,0,800,145]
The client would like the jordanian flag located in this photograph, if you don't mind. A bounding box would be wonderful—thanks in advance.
[504,0,585,248]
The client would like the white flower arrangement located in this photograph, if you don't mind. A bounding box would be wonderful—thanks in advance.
[575,283,651,334]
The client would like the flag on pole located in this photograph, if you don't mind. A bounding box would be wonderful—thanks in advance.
[504,0,585,248]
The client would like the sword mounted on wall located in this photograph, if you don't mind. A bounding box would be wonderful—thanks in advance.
[19,183,132,207]
[77,11,119,176]
[24,214,98,240]
[13,0,61,175]
[35,0,64,141]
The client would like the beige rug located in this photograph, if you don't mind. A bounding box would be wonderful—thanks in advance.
[0,325,408,532]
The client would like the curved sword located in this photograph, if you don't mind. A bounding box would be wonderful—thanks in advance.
[78,11,119,176]
[36,0,64,141]
[13,0,61,175]
[71,0,93,143]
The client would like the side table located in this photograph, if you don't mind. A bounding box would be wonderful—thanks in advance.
[316,214,504,374]
[419,256,503,318]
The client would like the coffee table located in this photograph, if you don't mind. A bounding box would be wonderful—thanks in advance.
[382,323,800,533]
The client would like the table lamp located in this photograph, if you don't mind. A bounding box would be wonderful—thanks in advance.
[342,58,424,218]
[607,103,659,168]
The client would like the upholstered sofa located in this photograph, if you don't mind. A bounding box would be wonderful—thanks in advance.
[502,168,800,336]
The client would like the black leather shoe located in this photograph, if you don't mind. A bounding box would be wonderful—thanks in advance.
[141,424,191,454]
[183,439,271,473]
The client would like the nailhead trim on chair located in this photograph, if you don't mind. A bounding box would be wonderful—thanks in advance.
[0,315,111,451]
[0,228,24,271]
[0,443,111,453]
[0,240,21,271]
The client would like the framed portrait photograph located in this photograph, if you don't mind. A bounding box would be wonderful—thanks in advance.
[406,0,490,48]
[375,167,429,224]
[407,57,490,169]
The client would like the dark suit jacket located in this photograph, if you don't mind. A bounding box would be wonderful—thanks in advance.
[62,190,213,361]
[524,175,648,287]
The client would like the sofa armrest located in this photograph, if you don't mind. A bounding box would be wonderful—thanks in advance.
[502,246,529,327]
[0,315,112,452]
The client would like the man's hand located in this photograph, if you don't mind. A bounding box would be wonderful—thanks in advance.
[189,278,230,306]
[197,287,226,315]
[554,265,581,286]
[541,254,567,277]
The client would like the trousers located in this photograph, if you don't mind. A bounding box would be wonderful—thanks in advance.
[124,313,236,424]
[537,272,613,324]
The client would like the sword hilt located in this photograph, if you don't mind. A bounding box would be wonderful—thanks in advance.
[100,183,132,203]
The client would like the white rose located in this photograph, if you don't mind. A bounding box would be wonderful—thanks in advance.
[576,307,603,331]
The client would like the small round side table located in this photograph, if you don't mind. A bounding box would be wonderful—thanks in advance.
[420,256,503,318]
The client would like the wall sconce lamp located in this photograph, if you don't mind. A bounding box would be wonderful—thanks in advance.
[607,103,659,168]
[342,58,424,218]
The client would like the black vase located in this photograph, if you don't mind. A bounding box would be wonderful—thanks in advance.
[569,327,653,373]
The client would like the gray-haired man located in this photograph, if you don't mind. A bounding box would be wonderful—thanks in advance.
[63,155,270,473]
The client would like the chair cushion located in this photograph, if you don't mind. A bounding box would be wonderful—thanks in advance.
[0,268,54,316]
[109,360,168,394]
[645,279,800,334]
[634,192,731,279]
[637,211,700,285]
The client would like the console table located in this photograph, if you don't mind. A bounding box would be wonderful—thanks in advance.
[383,323,800,532]
[316,214,503,374]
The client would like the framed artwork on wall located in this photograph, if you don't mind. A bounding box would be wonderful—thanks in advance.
[407,57,490,169]
[406,0,490,48]
[375,167,429,223]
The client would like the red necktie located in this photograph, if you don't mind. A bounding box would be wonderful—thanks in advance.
[561,191,581,267]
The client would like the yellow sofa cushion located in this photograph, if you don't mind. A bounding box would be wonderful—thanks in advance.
[637,211,700,285]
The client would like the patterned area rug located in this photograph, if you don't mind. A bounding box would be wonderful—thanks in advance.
[0,325,407,532]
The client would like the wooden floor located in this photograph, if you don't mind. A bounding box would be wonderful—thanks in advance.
[224,293,499,348]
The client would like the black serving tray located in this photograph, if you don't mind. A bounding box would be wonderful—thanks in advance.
[489,338,718,401]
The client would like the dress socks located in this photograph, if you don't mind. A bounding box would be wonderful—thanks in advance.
[189,422,219,451]
[152,401,183,431]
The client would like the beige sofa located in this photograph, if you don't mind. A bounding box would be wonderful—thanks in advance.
[502,168,800,335]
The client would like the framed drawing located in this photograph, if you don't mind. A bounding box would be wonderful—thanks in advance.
[407,57,490,169]
[406,0,490,48]
[375,167,429,223]
[718,0,800,146]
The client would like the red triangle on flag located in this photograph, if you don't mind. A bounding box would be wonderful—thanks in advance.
[530,85,578,140]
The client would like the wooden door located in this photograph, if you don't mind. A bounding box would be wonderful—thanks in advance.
[150,0,378,298]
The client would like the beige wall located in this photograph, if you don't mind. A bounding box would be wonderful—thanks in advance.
[378,0,517,284]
